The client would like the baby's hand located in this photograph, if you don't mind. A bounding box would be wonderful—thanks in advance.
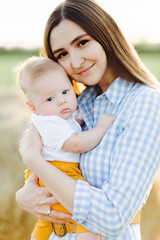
[98,113,116,130]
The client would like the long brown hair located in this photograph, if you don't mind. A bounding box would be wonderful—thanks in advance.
[44,0,160,91]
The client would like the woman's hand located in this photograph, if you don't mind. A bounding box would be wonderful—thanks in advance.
[19,124,42,170]
[16,173,72,223]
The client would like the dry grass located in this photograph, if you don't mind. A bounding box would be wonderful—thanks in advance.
[0,88,36,240]
[141,180,160,240]
[0,89,160,240]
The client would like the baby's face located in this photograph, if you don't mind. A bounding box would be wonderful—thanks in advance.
[30,68,77,119]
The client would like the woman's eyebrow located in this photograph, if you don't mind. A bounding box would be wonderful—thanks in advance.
[52,48,64,55]
[70,33,88,45]
[52,34,88,55]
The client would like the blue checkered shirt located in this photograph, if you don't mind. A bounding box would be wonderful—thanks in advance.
[49,77,160,240]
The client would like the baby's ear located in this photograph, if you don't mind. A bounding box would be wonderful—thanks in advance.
[26,100,37,114]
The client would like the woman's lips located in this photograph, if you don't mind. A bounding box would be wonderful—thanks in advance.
[78,63,95,76]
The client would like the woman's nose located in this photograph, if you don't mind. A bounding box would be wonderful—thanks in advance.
[70,51,84,69]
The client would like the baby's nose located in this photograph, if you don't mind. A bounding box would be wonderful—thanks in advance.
[57,97,65,106]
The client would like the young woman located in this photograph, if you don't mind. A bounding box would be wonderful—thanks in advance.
[16,0,160,239]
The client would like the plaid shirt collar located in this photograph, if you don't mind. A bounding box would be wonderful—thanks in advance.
[78,77,135,109]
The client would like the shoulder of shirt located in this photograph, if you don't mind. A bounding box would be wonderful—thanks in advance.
[132,83,160,100]
[31,114,69,125]
[125,84,160,118]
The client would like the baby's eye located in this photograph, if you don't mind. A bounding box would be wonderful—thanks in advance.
[56,51,67,60]
[78,39,89,47]
[62,90,69,95]
[47,97,54,102]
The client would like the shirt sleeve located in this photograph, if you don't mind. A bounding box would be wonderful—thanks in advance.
[72,90,160,237]
[42,117,76,151]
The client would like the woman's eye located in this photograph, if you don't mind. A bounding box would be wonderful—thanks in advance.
[47,97,54,102]
[56,52,67,60]
[78,39,89,47]
[62,90,68,95]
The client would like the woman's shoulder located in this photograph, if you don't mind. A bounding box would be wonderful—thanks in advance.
[130,83,160,102]
[125,83,160,120]
[118,83,160,122]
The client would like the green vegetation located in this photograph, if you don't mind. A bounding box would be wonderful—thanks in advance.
[0,44,160,88]
[0,48,40,87]
[135,44,160,80]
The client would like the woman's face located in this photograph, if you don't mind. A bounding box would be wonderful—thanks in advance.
[50,19,114,92]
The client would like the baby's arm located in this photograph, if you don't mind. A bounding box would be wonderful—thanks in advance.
[62,113,116,153]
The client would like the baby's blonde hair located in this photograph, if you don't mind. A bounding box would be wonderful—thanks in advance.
[16,56,61,99]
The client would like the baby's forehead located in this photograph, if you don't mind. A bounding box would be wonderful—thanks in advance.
[48,68,71,84]
[51,78,72,89]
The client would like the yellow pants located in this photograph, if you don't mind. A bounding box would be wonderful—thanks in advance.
[25,161,90,240]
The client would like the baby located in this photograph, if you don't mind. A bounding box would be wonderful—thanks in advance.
[16,56,115,240]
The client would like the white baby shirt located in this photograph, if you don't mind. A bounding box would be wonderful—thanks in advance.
[31,113,82,163]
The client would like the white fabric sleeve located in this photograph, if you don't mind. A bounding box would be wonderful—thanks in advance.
[42,117,76,151]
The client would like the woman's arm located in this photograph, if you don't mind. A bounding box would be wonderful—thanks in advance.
[19,124,77,214]
[16,173,72,223]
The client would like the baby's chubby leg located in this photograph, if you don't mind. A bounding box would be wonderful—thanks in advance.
[77,232,101,240]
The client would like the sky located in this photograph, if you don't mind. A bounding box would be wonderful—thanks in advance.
[0,0,160,49]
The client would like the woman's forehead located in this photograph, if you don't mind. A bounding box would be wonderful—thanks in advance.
[50,19,87,50]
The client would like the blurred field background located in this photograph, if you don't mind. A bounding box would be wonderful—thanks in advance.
[0,44,160,240]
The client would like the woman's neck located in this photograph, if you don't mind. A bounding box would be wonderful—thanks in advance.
[98,68,119,93]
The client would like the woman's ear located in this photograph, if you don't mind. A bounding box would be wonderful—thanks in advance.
[26,100,37,114]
